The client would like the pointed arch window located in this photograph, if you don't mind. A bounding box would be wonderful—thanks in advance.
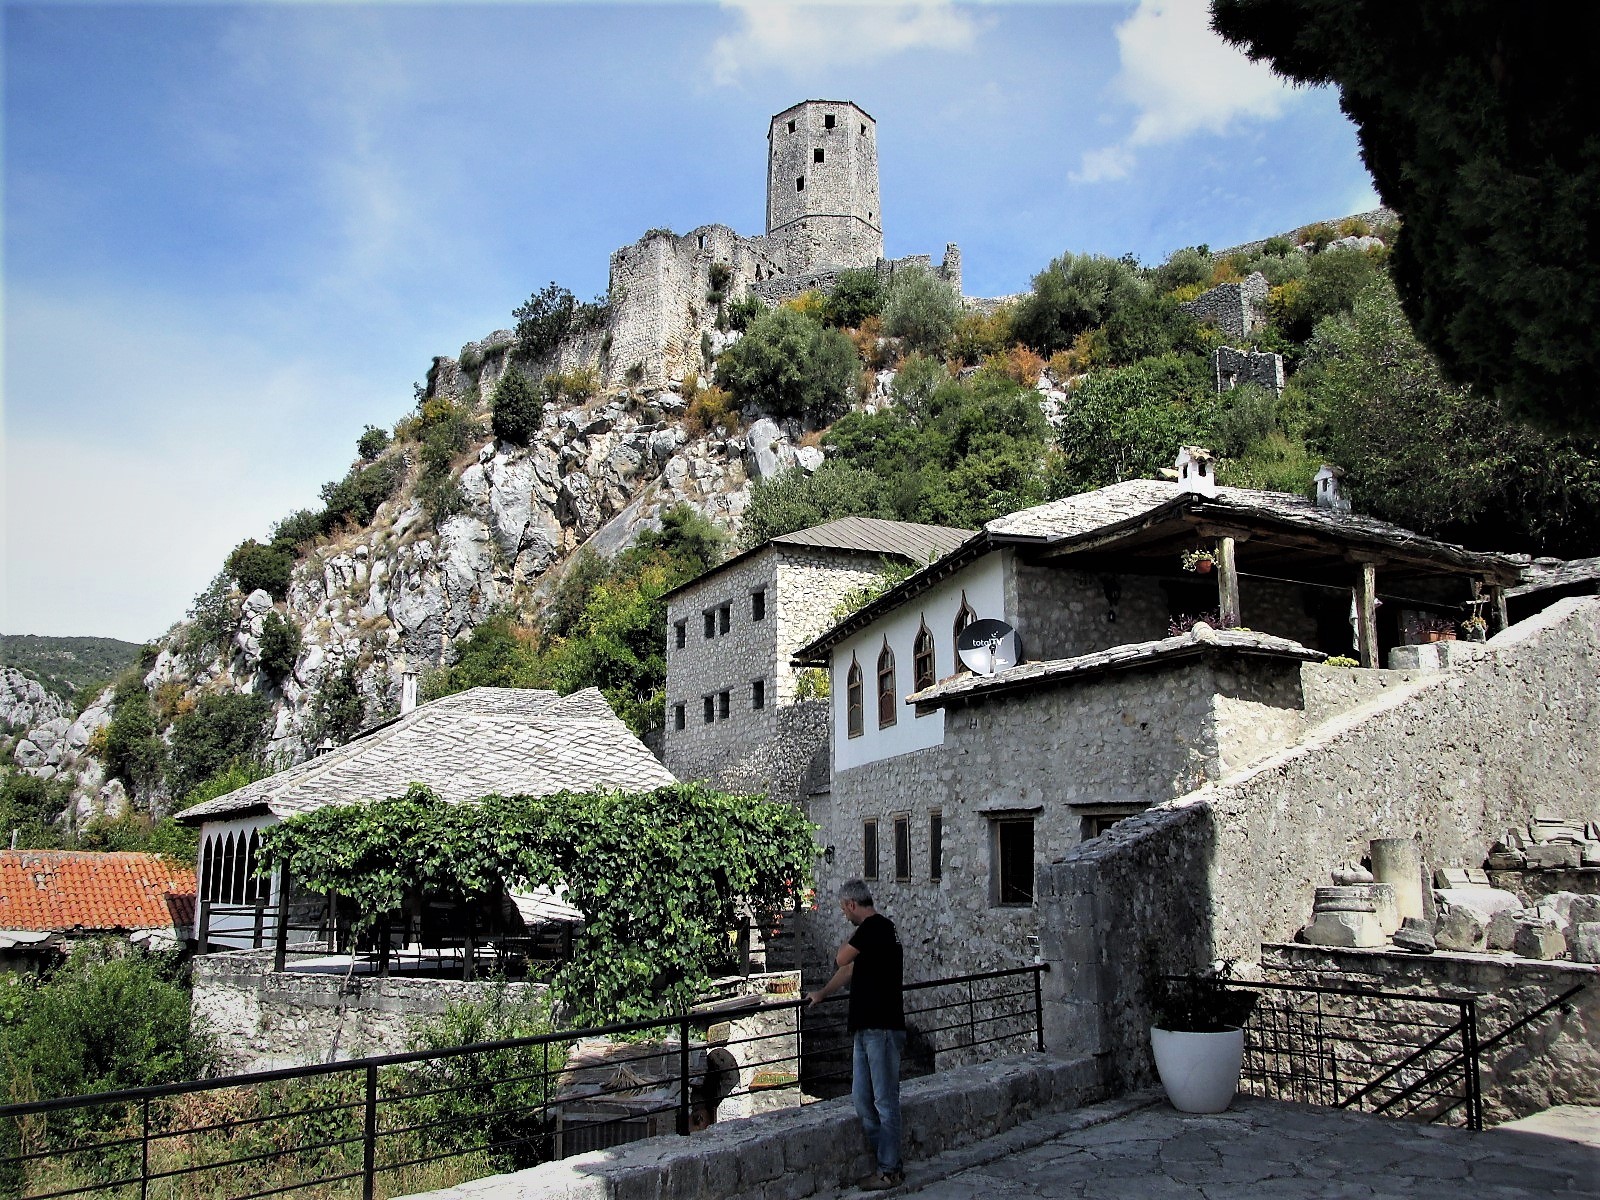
[953,592,977,656]
[846,655,864,739]
[232,834,249,904]
[220,834,236,906]
[244,830,261,904]
[913,620,936,694]
[200,837,216,902]
[877,640,897,728]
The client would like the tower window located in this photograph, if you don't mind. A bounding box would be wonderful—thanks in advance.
[704,696,715,725]
[719,603,731,634]
[674,620,686,649]
[862,819,879,880]
[796,177,805,192]
[893,813,911,881]
[814,148,824,164]
[860,123,867,135]
[787,119,796,133]
[704,611,715,639]
[751,589,766,621]
[698,234,706,250]
[751,679,765,710]
[718,690,731,720]
[674,704,686,731]
[824,113,836,129]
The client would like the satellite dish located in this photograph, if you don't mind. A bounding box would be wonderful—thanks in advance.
[957,619,1022,676]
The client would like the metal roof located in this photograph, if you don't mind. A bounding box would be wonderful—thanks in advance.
[662,517,973,602]
[174,687,676,825]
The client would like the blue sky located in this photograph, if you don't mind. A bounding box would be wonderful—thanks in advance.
[2,1,1378,642]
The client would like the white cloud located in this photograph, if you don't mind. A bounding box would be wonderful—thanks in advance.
[709,2,981,86]
[1073,0,1298,183]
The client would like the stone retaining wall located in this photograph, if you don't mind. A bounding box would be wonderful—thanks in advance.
[1037,596,1600,1089]
[400,1053,1102,1200]
[1263,943,1600,1123]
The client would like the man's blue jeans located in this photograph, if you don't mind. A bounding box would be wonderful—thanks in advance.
[852,1028,906,1172]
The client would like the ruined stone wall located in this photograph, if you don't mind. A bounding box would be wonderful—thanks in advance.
[1213,346,1285,395]
[1263,944,1599,1123]
[1179,273,1269,341]
[748,247,962,309]
[191,951,549,1071]
[766,101,882,274]
[1037,596,1600,1083]
[813,655,1309,981]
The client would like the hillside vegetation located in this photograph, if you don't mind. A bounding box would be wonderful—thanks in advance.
[0,635,142,708]
[7,210,1600,845]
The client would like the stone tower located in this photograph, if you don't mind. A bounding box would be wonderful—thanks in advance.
[765,100,884,275]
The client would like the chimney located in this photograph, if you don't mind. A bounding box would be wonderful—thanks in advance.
[401,670,418,715]
[1175,446,1218,497]
[1314,464,1351,512]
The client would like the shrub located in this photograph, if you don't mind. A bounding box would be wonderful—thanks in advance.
[167,692,271,800]
[738,462,892,548]
[881,266,961,356]
[782,290,828,322]
[847,314,892,370]
[182,572,237,664]
[1271,247,1386,341]
[225,539,293,601]
[685,385,741,436]
[258,611,302,682]
[271,509,323,551]
[1337,216,1371,239]
[726,294,765,333]
[824,268,886,328]
[309,659,366,747]
[1298,221,1336,252]
[1150,246,1213,295]
[490,366,545,446]
[0,772,73,848]
[889,353,947,422]
[356,424,391,461]
[513,282,580,363]
[544,367,599,404]
[458,343,485,374]
[417,471,468,525]
[1262,235,1295,257]
[982,345,1045,388]
[77,813,199,859]
[320,459,404,530]
[1013,252,1147,355]
[716,306,858,420]
[948,306,1016,365]
[102,681,167,799]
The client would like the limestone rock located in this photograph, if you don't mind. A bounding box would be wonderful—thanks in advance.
[0,667,70,731]
[1511,917,1567,960]
[1392,917,1436,954]
[795,446,825,473]
[745,418,786,481]
[1537,892,1600,938]
[1525,843,1582,869]
[1301,910,1384,948]
[1569,923,1600,964]
[1434,904,1486,952]
[1433,886,1520,926]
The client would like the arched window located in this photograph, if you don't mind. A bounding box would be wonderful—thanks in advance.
[199,837,215,902]
[244,831,261,905]
[953,592,977,658]
[877,640,897,729]
[913,620,936,693]
[234,833,251,904]
[220,834,236,907]
[846,655,864,738]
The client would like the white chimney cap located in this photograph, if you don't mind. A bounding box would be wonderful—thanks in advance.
[1175,446,1218,497]
[1314,463,1351,511]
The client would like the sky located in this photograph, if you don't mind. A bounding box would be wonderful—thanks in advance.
[1,0,1379,643]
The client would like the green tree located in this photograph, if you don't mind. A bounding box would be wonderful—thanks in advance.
[490,365,546,446]
[824,268,886,327]
[1270,246,1385,341]
[1212,0,1600,435]
[1297,276,1600,555]
[1049,353,1219,494]
[512,282,579,362]
[1013,252,1147,355]
[258,611,302,683]
[881,265,962,355]
[356,424,391,460]
[0,772,73,848]
[319,458,404,530]
[167,692,271,800]
[309,659,367,747]
[225,539,294,601]
[738,462,893,549]
[101,680,167,800]
[716,306,858,420]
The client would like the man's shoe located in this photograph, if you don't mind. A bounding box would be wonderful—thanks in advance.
[859,1170,904,1190]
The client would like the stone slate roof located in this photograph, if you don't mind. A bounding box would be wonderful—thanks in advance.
[663,516,973,601]
[1506,556,1600,598]
[174,687,675,824]
[794,479,1523,665]
[0,851,196,934]
[908,627,1325,711]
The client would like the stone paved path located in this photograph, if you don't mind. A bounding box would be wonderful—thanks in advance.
[859,1094,1600,1200]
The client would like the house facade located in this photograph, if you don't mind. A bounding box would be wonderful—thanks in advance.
[662,517,971,805]
[791,467,1524,977]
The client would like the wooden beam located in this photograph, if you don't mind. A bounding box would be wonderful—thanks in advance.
[1489,584,1509,633]
[1357,562,1379,668]
[1217,536,1242,625]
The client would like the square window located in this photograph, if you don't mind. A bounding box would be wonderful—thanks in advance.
[862,819,879,880]
[814,148,824,164]
[718,690,730,720]
[930,811,943,882]
[674,620,686,649]
[751,589,767,622]
[860,123,867,135]
[719,603,731,635]
[752,679,765,710]
[704,611,715,639]
[787,119,796,133]
[673,704,686,731]
[824,113,836,129]
[992,819,1035,906]
[703,696,715,725]
[796,177,805,192]
[893,813,910,882]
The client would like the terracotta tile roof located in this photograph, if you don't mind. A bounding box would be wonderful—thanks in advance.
[0,851,197,934]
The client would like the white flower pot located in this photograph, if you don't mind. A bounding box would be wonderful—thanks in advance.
[1150,1026,1244,1114]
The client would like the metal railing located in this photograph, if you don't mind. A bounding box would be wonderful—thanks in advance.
[1230,979,1484,1129]
[0,964,1046,1200]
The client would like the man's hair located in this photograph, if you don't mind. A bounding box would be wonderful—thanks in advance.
[839,879,874,907]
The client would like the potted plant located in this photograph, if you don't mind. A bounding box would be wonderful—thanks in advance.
[1149,963,1258,1114]
[1419,615,1457,644]
[1460,614,1489,642]
[1180,548,1217,575]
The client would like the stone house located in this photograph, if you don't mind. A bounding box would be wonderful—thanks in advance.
[662,517,971,806]
[789,463,1523,977]
[174,686,674,954]
[0,850,196,971]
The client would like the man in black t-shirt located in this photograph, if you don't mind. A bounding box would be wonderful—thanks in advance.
[807,879,905,1189]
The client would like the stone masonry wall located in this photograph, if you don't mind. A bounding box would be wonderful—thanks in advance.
[1008,564,1171,660]
[1213,346,1285,395]
[765,101,882,274]
[812,654,1310,982]
[1178,272,1269,341]
[1037,596,1600,1088]
[664,547,883,803]
[192,951,549,1072]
